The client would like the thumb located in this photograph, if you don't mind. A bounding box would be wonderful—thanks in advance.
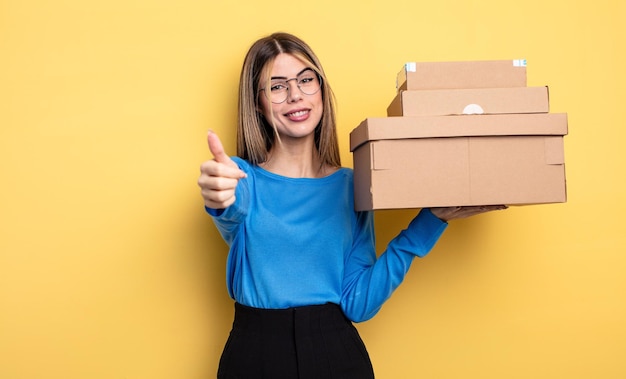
[207,131,234,165]
[206,131,246,179]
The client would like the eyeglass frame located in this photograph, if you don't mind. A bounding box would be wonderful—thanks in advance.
[258,68,323,104]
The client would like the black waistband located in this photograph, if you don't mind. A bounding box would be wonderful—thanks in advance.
[232,302,350,335]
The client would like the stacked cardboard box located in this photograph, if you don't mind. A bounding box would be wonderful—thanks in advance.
[350,60,568,211]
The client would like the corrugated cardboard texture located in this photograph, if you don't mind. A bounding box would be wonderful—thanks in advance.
[397,60,527,90]
[351,115,568,210]
[387,87,550,117]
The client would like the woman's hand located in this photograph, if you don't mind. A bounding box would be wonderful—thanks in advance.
[430,205,508,222]
[198,131,247,209]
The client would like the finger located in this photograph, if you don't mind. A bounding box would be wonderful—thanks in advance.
[202,189,237,210]
[459,205,508,218]
[200,160,247,180]
[475,205,508,212]
[201,186,236,205]
[198,171,240,191]
[207,131,234,165]
[430,205,507,221]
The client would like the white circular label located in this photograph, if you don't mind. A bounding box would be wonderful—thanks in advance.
[463,104,484,115]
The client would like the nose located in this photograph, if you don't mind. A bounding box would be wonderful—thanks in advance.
[285,78,302,103]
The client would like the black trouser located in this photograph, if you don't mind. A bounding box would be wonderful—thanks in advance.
[217,302,375,379]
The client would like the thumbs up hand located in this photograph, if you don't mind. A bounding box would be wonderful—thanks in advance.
[198,131,247,209]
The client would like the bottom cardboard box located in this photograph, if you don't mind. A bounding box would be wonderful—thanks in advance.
[350,114,568,211]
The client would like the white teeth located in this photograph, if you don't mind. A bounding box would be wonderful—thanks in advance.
[288,110,308,117]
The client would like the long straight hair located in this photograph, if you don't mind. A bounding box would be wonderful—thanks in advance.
[237,32,341,167]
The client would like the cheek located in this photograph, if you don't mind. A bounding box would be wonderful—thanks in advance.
[313,94,324,115]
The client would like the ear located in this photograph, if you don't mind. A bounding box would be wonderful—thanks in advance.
[256,96,271,118]
[256,91,267,113]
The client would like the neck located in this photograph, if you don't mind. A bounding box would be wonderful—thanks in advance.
[261,138,333,178]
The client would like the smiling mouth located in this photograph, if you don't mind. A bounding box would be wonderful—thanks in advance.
[286,110,310,118]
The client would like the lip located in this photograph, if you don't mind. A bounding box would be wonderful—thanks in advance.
[284,108,311,121]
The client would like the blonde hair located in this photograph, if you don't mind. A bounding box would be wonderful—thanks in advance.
[237,32,341,167]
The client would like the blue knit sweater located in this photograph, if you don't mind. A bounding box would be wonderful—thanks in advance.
[207,157,447,322]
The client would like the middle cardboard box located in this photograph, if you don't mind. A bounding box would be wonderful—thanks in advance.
[387,86,550,117]
[350,113,568,211]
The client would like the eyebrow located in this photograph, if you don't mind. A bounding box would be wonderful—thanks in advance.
[270,67,314,80]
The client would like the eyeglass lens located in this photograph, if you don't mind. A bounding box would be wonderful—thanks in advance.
[265,69,321,104]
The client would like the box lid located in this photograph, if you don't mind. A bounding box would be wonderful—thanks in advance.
[396,59,528,90]
[349,113,568,151]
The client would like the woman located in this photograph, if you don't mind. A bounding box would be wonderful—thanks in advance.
[198,32,505,379]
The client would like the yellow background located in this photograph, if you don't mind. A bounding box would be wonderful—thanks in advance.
[1,0,624,378]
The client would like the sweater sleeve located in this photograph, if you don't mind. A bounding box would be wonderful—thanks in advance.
[340,208,447,322]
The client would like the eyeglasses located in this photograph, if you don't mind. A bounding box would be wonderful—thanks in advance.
[260,68,322,104]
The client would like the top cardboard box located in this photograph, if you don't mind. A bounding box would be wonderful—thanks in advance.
[397,60,528,90]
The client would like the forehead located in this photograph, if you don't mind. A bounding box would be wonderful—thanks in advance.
[267,53,310,78]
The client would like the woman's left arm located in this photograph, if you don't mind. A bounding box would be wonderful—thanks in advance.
[340,206,507,322]
[340,208,447,322]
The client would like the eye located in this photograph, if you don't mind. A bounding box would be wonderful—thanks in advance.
[270,82,287,92]
[298,74,318,86]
